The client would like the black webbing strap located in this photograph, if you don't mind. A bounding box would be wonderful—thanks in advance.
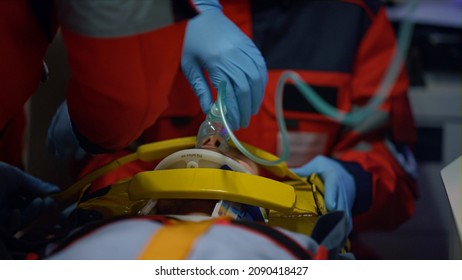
[229,220,314,259]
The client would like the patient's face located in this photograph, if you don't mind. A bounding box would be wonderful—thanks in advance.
[152,136,259,216]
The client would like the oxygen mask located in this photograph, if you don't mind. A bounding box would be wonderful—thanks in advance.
[196,102,229,152]
[196,81,287,166]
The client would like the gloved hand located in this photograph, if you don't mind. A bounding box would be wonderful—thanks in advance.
[47,101,86,163]
[182,0,267,131]
[0,162,60,234]
[291,155,356,233]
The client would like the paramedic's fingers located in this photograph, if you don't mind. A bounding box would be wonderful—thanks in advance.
[290,155,356,233]
[323,173,355,234]
[182,60,214,115]
[47,101,87,163]
[182,0,267,130]
[0,162,60,233]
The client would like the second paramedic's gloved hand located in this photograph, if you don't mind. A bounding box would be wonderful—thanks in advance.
[291,156,356,233]
[0,162,60,234]
[47,101,86,163]
[182,0,267,131]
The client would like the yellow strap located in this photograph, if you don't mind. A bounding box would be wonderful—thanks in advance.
[128,168,297,213]
[137,219,218,260]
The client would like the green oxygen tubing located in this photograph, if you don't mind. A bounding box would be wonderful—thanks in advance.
[212,0,420,166]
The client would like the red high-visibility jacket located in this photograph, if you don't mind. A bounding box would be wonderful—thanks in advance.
[45,214,350,260]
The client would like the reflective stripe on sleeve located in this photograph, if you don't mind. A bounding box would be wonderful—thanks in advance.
[56,0,174,37]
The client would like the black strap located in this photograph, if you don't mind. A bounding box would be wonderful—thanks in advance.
[230,220,314,259]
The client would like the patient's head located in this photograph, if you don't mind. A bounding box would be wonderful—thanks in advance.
[143,136,263,219]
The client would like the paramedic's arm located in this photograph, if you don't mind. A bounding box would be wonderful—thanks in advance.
[54,0,267,155]
[329,5,418,231]
[182,0,267,130]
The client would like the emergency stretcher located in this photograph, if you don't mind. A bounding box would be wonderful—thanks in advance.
[53,136,328,236]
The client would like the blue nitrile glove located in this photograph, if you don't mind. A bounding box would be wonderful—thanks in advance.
[47,101,86,163]
[291,155,356,233]
[0,162,60,233]
[182,0,267,131]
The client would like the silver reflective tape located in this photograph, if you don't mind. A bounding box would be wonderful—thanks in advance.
[56,0,174,37]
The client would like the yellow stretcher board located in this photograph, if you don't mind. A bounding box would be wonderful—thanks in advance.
[55,136,327,236]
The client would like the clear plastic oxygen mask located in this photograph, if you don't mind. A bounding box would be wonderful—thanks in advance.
[196,81,288,166]
[196,101,230,152]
